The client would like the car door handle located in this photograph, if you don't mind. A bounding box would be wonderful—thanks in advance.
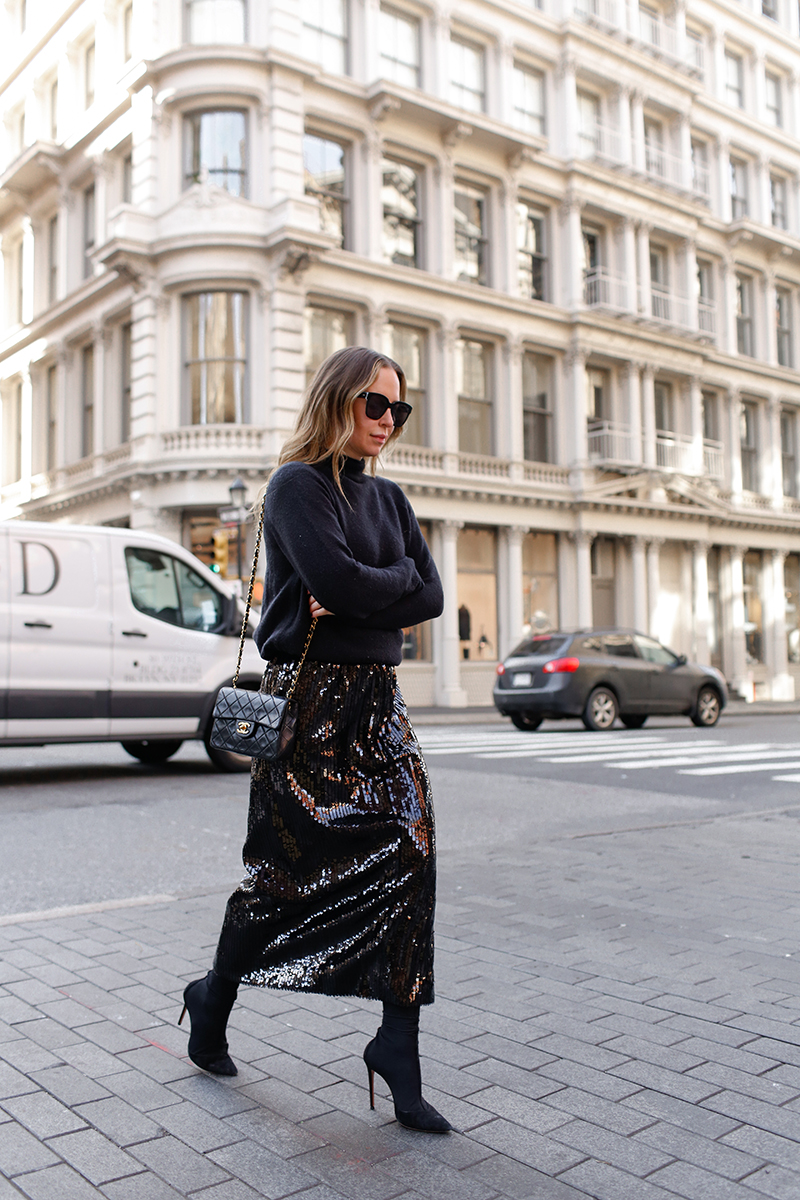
[122,630,148,638]
[24,620,53,629]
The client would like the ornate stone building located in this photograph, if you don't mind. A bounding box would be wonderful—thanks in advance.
[2,0,800,704]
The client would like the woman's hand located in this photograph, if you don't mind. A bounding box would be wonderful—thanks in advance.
[308,593,334,618]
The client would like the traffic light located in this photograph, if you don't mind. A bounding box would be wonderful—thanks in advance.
[212,529,228,576]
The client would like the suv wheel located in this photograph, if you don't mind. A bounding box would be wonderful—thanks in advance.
[510,712,543,731]
[691,686,721,727]
[582,687,618,731]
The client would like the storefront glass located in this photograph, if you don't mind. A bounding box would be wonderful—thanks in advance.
[707,547,722,668]
[522,532,558,635]
[785,553,800,664]
[743,550,764,664]
[457,526,497,660]
[401,521,432,662]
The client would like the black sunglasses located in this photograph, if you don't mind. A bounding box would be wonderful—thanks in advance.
[357,391,413,428]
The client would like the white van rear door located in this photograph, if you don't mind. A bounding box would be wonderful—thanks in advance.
[110,539,236,738]
[0,525,9,740]
[7,529,112,740]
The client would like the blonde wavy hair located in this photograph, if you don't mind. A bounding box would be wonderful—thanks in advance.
[276,345,407,493]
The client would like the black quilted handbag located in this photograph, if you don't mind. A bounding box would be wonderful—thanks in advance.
[209,503,316,761]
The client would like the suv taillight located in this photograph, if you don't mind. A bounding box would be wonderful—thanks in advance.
[496,663,505,675]
[543,657,580,674]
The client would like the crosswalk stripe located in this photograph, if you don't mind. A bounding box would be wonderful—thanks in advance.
[475,740,672,761]
[774,774,800,783]
[606,749,800,770]
[540,741,732,764]
[680,759,800,776]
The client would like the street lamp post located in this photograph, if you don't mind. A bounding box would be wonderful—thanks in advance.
[229,476,247,583]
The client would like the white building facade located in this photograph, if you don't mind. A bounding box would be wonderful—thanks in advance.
[2,0,800,705]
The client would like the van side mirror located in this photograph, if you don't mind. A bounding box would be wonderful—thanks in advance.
[676,654,687,666]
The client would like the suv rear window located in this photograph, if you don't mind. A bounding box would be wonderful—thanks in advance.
[509,636,569,658]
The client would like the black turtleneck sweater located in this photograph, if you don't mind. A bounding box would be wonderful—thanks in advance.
[254,456,443,665]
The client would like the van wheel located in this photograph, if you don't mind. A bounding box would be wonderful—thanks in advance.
[204,738,252,773]
[121,739,183,765]
[510,712,543,731]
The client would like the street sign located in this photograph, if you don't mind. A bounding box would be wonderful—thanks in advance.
[218,505,250,526]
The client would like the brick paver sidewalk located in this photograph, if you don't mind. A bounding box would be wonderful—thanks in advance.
[3,800,800,1198]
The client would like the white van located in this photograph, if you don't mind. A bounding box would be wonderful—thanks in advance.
[0,520,265,771]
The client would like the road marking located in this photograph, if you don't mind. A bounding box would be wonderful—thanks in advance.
[774,775,800,783]
[602,746,800,770]
[476,740,674,761]
[680,759,800,776]
[541,741,733,765]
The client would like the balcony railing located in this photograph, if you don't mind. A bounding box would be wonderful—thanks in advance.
[656,431,696,473]
[587,420,641,467]
[573,0,619,28]
[637,10,678,58]
[161,425,266,455]
[644,144,687,190]
[577,123,622,163]
[648,285,691,330]
[584,267,629,311]
[703,439,724,480]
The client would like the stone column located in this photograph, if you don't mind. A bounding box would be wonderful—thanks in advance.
[636,222,652,316]
[764,271,778,366]
[679,113,693,191]
[647,537,663,637]
[769,549,794,699]
[436,520,468,706]
[573,530,594,629]
[499,525,526,658]
[631,535,648,632]
[630,89,645,171]
[641,365,656,467]
[360,129,384,260]
[621,217,637,312]
[727,389,743,499]
[624,360,642,463]
[692,540,711,665]
[505,338,525,473]
[767,395,784,510]
[501,174,519,297]
[729,546,749,697]
[689,374,704,475]
[435,151,456,280]
[684,238,698,330]
[721,255,737,356]
[559,192,584,309]
[717,137,731,223]
[615,85,632,165]
[432,8,451,102]
[565,345,588,466]
[437,324,459,465]
[558,51,578,160]
[757,153,773,229]
[753,51,766,125]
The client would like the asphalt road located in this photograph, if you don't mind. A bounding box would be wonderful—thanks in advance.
[0,712,798,918]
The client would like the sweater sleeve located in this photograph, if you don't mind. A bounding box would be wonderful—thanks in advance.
[266,465,423,620]
[356,502,443,629]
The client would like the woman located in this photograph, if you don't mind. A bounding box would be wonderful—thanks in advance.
[180,346,450,1133]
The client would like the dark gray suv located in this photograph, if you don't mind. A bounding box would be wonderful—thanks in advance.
[493,629,728,731]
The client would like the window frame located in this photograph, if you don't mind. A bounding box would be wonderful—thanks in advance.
[121,321,132,443]
[781,408,797,497]
[456,337,494,455]
[735,273,755,357]
[184,108,248,198]
[765,70,783,127]
[724,50,744,108]
[303,131,348,249]
[303,304,354,387]
[378,5,420,88]
[740,399,760,492]
[46,363,57,472]
[301,0,348,75]
[729,157,749,220]
[387,321,427,445]
[81,342,94,459]
[183,290,249,426]
[381,155,422,268]
[47,213,58,305]
[776,286,793,368]
[522,351,553,463]
[449,32,486,114]
[770,174,788,230]
[185,0,247,44]
[82,182,95,279]
[454,181,488,287]
[516,201,547,302]
[511,60,545,136]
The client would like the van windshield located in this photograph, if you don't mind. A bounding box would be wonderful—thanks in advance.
[125,547,224,632]
[509,636,568,658]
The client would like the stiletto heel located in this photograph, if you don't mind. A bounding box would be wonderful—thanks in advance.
[363,1031,452,1133]
[180,971,239,1077]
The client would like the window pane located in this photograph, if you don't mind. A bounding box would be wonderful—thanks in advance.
[389,323,425,444]
[522,353,552,462]
[302,0,347,73]
[450,36,484,112]
[517,205,546,301]
[457,527,497,660]
[174,559,224,630]
[379,6,419,87]
[382,158,419,267]
[512,64,544,135]
[304,134,346,246]
[304,306,352,384]
[187,0,246,42]
[185,110,247,196]
[743,551,764,663]
[786,554,800,662]
[126,548,181,625]
[186,292,247,424]
[454,188,486,285]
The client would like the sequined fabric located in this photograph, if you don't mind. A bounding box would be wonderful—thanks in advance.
[213,660,436,1006]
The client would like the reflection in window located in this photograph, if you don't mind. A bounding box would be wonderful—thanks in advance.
[457,526,497,660]
[743,550,764,664]
[457,339,492,454]
[654,380,674,434]
[186,0,246,43]
[771,175,787,230]
[777,288,793,368]
[522,532,557,635]
[83,183,95,279]
[121,322,132,444]
[707,546,722,668]
[46,363,57,472]
[730,158,748,219]
[725,51,743,108]
[185,292,247,425]
[736,274,754,357]
[454,185,487,285]
[125,547,224,631]
[304,134,346,247]
[765,72,782,126]
[388,323,425,445]
[517,204,546,301]
[48,214,58,305]
[449,35,485,112]
[379,6,419,87]
[740,399,759,491]
[81,344,94,458]
[401,520,432,661]
[304,305,352,386]
[785,553,800,664]
[781,410,797,497]
[512,63,544,135]
[184,110,247,196]
[382,159,420,267]
[634,634,677,665]
[302,0,347,74]
[522,353,552,463]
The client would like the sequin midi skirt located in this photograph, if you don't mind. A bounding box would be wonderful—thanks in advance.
[213,661,436,1006]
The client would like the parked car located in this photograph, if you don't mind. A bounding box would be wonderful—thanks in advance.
[0,520,264,770]
[493,629,728,731]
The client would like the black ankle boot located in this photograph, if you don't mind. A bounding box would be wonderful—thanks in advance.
[363,1002,452,1133]
[178,970,239,1076]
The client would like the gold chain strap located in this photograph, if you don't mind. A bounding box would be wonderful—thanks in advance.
[231,502,316,693]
